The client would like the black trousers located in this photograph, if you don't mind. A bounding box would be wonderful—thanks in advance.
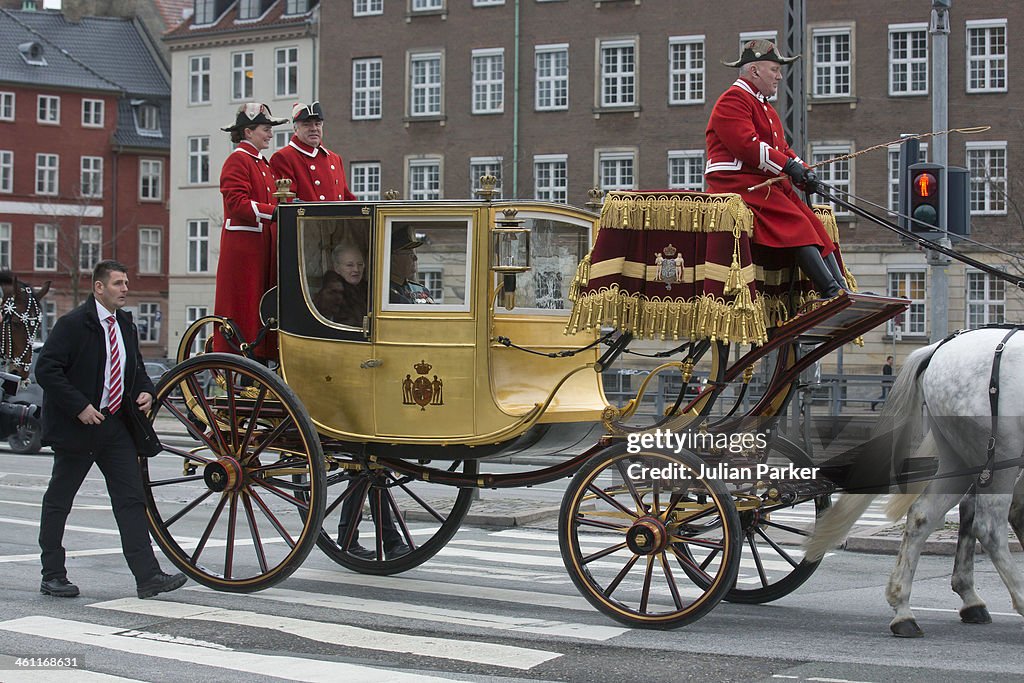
[39,413,160,582]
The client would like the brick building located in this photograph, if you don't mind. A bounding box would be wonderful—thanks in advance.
[0,7,171,357]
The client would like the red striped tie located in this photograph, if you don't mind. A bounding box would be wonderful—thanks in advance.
[105,315,122,414]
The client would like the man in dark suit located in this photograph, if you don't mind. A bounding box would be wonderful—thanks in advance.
[36,260,186,599]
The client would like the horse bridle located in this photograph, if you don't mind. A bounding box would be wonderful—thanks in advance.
[0,276,42,374]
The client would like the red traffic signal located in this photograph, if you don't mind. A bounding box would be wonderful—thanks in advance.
[907,163,943,232]
[913,172,937,198]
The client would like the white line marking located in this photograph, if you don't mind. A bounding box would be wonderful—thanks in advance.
[0,616,460,682]
[912,605,1022,618]
[90,598,560,670]
[0,670,142,682]
[0,516,123,536]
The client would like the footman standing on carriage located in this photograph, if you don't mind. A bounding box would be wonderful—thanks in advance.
[705,39,849,298]
[270,101,357,202]
[214,103,289,361]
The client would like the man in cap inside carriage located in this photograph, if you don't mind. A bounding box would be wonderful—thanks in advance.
[389,226,435,304]
[270,101,357,202]
[705,39,848,298]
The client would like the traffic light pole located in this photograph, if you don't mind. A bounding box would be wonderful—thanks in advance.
[929,0,951,342]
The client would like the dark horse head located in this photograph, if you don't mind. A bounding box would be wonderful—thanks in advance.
[0,272,51,380]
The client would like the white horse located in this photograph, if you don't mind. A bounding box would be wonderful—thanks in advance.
[805,327,1024,637]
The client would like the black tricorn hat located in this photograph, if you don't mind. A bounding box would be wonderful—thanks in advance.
[292,101,324,122]
[221,102,288,132]
[391,225,424,252]
[722,39,799,68]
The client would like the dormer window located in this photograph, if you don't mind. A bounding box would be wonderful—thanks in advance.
[284,0,309,15]
[18,41,46,66]
[194,0,217,25]
[238,0,263,20]
[133,101,162,137]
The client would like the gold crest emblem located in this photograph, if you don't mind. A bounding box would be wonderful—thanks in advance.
[402,360,444,410]
[654,243,685,290]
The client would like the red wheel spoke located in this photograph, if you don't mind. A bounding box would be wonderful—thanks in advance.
[586,483,640,519]
[248,456,311,475]
[659,552,685,610]
[186,374,231,456]
[603,554,640,598]
[581,540,628,565]
[222,370,240,456]
[191,492,228,563]
[390,476,446,524]
[337,480,370,550]
[382,484,415,550]
[246,487,296,549]
[639,556,655,613]
[164,489,214,527]
[224,492,238,580]
[326,477,364,518]
[669,545,713,584]
[754,526,803,568]
[248,415,297,461]
[748,534,769,588]
[673,534,725,551]
[575,515,629,533]
[162,401,220,455]
[238,385,269,456]
[250,476,309,510]
[662,492,684,520]
[760,519,814,537]
[159,443,216,464]
[651,480,661,517]
[242,491,268,574]
[147,474,204,487]
[614,460,648,512]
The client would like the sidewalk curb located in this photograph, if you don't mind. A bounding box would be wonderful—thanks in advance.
[844,523,1022,557]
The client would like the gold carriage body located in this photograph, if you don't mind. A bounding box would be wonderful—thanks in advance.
[275,200,609,447]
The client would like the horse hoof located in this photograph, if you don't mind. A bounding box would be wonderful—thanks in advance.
[890,619,924,638]
[959,605,992,624]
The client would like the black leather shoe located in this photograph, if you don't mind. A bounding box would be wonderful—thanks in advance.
[137,571,187,599]
[342,541,376,560]
[40,577,79,597]
[385,541,412,560]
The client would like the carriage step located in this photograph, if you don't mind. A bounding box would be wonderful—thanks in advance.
[786,292,909,348]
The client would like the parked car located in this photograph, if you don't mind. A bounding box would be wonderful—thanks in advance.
[7,343,43,454]
[144,360,172,387]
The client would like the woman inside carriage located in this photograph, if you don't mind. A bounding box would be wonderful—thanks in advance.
[313,242,368,327]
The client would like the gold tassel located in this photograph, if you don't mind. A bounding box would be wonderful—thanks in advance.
[843,265,858,292]
[723,228,744,295]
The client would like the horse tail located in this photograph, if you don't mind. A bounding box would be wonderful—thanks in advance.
[885,493,920,521]
[804,493,876,562]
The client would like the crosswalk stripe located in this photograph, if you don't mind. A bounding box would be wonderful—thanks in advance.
[0,669,141,682]
[90,598,560,670]
[229,586,630,641]
[0,616,460,682]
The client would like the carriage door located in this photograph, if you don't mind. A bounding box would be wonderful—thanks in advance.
[371,213,478,440]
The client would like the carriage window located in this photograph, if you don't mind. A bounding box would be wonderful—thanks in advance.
[503,212,591,313]
[300,217,372,329]
[383,217,472,312]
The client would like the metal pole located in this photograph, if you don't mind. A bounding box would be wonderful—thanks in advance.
[782,0,806,154]
[929,0,951,342]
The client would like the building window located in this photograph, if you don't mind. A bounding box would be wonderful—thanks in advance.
[80,156,103,198]
[812,28,852,98]
[598,151,635,191]
[0,223,10,270]
[534,154,567,203]
[886,143,927,212]
[79,225,102,271]
[888,271,926,336]
[0,92,13,121]
[0,150,12,193]
[187,219,210,273]
[966,19,1007,93]
[411,0,443,10]
[408,158,441,200]
[535,44,568,111]
[273,129,290,154]
[35,224,57,271]
[139,159,163,201]
[352,58,383,119]
[417,268,444,302]
[409,52,443,117]
[965,142,1007,215]
[276,47,299,98]
[599,38,636,107]
[135,104,161,137]
[137,302,160,343]
[194,0,217,24]
[888,24,928,96]
[139,227,162,274]
[237,0,263,19]
[354,0,383,16]
[82,98,104,127]
[189,56,211,105]
[810,144,852,215]
[37,95,59,124]
[188,136,210,185]
[285,0,309,14]
[350,162,381,200]
[38,300,56,341]
[232,51,255,101]
[669,36,704,105]
[35,153,58,195]
[966,271,1005,328]
[469,156,502,198]
[667,150,704,191]
[472,48,504,114]
[473,0,503,5]
[186,306,209,355]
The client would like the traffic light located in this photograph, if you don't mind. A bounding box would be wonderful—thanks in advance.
[907,162,944,233]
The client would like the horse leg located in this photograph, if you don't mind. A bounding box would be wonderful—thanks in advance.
[972,493,1024,619]
[886,492,962,637]
[1009,480,1024,552]
[951,493,991,624]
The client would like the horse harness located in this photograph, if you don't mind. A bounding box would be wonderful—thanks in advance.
[917,324,1024,489]
[0,277,42,374]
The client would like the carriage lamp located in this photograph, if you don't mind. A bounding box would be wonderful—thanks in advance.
[491,209,531,310]
[273,178,296,202]
[476,174,498,202]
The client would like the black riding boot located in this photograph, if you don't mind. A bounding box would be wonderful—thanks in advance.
[795,245,843,298]
[824,252,849,290]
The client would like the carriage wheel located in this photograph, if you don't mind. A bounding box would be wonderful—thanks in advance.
[143,354,325,592]
[315,458,477,575]
[176,315,245,363]
[559,443,741,629]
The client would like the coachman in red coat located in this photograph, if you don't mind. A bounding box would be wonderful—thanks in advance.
[705,40,848,298]
[214,103,288,359]
[270,101,357,202]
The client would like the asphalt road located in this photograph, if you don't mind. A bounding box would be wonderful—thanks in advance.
[1,448,1022,683]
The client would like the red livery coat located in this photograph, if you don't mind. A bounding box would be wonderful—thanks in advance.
[269,136,356,202]
[705,78,835,256]
[213,141,278,357]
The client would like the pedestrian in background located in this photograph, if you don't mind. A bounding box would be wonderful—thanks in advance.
[871,355,895,411]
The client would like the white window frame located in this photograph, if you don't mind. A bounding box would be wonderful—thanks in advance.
[193,0,217,24]
[0,92,14,121]
[534,153,568,203]
[407,157,442,200]
[535,44,569,111]
[965,141,1007,216]
[138,227,162,275]
[139,159,163,202]
[667,150,705,191]
[966,19,1007,93]
[272,129,290,155]
[237,0,264,20]
[966,270,1006,328]
[0,150,12,193]
[81,98,104,127]
[668,35,705,105]
[135,104,161,137]
[598,38,637,108]
[35,153,58,196]
[887,270,927,336]
[37,95,59,124]
[137,302,161,343]
[0,223,10,270]
[80,156,103,198]
[186,306,209,355]
[886,143,927,213]
[350,162,381,201]
[188,136,210,185]
[382,214,472,314]
[187,219,210,273]
[597,150,636,192]
[810,143,853,215]
[276,47,299,98]
[417,267,444,302]
[469,156,503,198]
[811,27,853,98]
[888,23,928,96]
[231,51,255,101]
[473,0,503,5]
[285,0,310,14]
[471,48,505,115]
[189,55,211,105]
[408,51,443,117]
[78,225,102,272]
[411,0,443,11]
[34,223,57,272]
[354,0,384,16]
[352,58,383,120]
